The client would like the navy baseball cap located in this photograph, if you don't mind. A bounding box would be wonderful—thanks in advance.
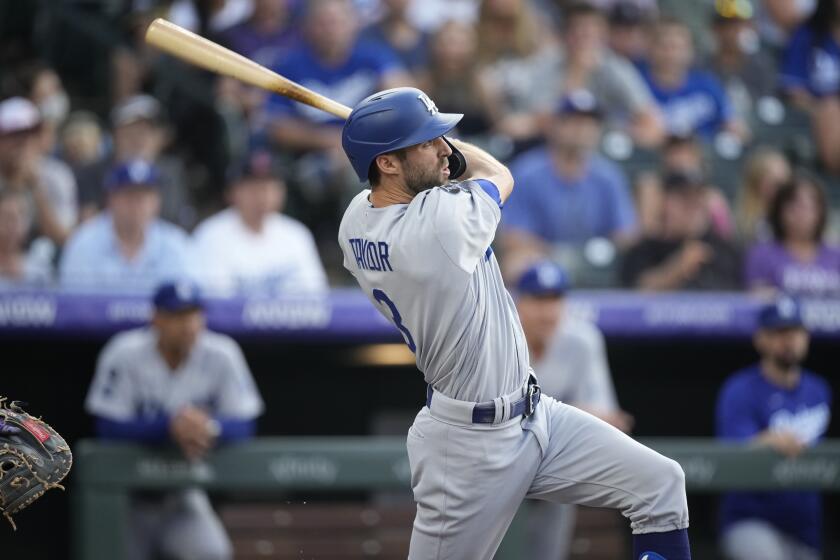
[104,159,162,192]
[152,281,205,312]
[610,2,648,25]
[557,90,603,120]
[757,296,804,330]
[516,261,572,297]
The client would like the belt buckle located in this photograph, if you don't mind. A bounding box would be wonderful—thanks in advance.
[526,382,541,416]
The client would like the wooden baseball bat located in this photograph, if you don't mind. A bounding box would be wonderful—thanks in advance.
[144,18,352,120]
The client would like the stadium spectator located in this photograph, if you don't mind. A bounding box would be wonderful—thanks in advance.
[634,133,736,239]
[265,0,409,231]
[166,0,252,35]
[477,0,554,149]
[217,0,296,153]
[639,17,748,141]
[192,150,327,296]
[20,62,70,156]
[404,0,479,32]
[360,0,430,71]
[501,91,637,277]
[549,2,664,146]
[705,0,777,118]
[59,160,192,292]
[221,0,296,67]
[746,172,840,296]
[781,0,840,173]
[266,0,409,155]
[607,1,655,65]
[735,148,792,243]
[109,10,159,105]
[0,97,77,245]
[621,170,742,291]
[755,0,816,48]
[418,20,495,137]
[60,111,108,222]
[717,296,831,560]
[514,260,633,559]
[110,94,190,227]
[0,190,52,286]
[85,280,264,560]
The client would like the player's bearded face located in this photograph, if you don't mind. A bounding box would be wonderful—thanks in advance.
[760,328,809,370]
[401,139,450,193]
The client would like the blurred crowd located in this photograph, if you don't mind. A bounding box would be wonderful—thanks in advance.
[1,0,840,298]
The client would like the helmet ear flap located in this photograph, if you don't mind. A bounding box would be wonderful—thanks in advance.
[443,137,467,179]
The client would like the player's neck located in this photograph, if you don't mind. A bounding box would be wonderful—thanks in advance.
[158,342,189,371]
[760,358,801,390]
[369,182,414,207]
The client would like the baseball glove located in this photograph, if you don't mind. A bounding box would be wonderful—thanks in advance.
[0,398,72,530]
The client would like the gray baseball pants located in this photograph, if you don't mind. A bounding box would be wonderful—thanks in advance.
[406,393,689,559]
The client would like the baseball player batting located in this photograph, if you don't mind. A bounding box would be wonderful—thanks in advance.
[338,88,691,560]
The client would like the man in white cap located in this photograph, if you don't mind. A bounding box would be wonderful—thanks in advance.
[0,96,77,245]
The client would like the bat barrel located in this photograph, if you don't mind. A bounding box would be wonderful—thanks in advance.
[145,19,352,120]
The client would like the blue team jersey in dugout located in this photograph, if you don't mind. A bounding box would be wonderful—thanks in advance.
[265,39,403,125]
[638,63,733,138]
[716,365,833,549]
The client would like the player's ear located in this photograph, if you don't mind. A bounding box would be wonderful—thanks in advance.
[375,153,401,179]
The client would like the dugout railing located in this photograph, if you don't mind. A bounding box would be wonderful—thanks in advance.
[72,437,840,559]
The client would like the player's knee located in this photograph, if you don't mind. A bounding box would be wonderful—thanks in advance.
[653,456,686,498]
[652,456,689,516]
[632,454,688,525]
[662,457,686,493]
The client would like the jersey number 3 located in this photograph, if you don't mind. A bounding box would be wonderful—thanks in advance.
[372,289,416,353]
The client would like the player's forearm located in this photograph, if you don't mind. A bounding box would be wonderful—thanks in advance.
[448,138,514,202]
[95,416,170,443]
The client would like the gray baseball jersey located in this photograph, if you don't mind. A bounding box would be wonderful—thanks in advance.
[86,327,264,421]
[340,179,689,560]
[338,180,530,402]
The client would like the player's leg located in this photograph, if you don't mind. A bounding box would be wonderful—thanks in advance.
[525,397,690,560]
[720,519,791,560]
[525,502,577,560]
[406,407,542,560]
[158,489,233,560]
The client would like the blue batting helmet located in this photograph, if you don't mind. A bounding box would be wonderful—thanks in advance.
[342,87,463,182]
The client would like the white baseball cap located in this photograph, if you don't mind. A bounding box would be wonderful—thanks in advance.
[0,97,42,135]
[110,94,162,127]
